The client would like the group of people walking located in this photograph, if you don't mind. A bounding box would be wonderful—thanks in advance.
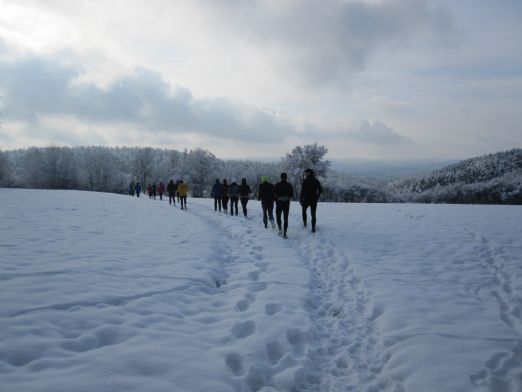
[211,178,253,217]
[212,169,322,239]
[129,168,322,238]
[128,179,188,209]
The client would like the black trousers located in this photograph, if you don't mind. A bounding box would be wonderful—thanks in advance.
[276,200,290,235]
[159,193,163,201]
[302,200,318,228]
[262,201,274,226]
[180,196,187,209]
[214,197,221,211]
[240,198,249,216]
[222,196,229,213]
[230,197,239,216]
[169,194,176,205]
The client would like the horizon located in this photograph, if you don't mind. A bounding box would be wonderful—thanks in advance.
[1,1,521,159]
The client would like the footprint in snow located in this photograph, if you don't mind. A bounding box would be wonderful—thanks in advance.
[231,320,256,339]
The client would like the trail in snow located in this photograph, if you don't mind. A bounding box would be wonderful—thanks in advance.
[187,199,402,391]
[293,233,403,392]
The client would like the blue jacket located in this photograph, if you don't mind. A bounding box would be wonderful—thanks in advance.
[135,184,142,193]
[211,182,223,198]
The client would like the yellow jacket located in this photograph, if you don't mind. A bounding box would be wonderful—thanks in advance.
[178,182,188,197]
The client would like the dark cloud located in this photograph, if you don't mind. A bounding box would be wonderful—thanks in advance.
[201,0,453,85]
[0,55,292,143]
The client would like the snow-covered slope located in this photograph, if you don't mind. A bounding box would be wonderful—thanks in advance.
[1,189,521,392]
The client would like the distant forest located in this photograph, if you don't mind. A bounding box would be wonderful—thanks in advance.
[0,145,520,204]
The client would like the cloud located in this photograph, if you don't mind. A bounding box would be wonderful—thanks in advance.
[347,120,411,145]
[0,53,293,144]
[199,0,453,85]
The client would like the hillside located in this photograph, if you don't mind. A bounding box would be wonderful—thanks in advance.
[389,149,522,204]
[1,189,521,391]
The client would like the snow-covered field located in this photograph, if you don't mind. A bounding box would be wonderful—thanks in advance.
[1,189,521,392]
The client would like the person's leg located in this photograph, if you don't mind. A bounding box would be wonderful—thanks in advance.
[262,203,268,227]
[276,202,282,231]
[283,201,290,236]
[310,201,317,230]
[234,198,239,216]
[302,202,309,226]
[268,202,275,226]
[241,198,248,217]
[222,197,228,214]
[214,197,217,211]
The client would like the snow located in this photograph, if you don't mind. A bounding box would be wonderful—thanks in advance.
[1,189,521,392]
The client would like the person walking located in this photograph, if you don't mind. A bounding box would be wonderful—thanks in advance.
[274,172,294,239]
[178,180,188,210]
[152,183,158,199]
[176,180,181,204]
[221,179,229,214]
[300,168,323,233]
[229,179,240,216]
[135,182,142,197]
[167,179,177,205]
[211,179,223,212]
[258,176,275,229]
[239,178,252,217]
[129,181,135,196]
[147,184,153,199]
[158,181,165,201]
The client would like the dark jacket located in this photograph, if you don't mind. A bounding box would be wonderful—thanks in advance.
[211,182,222,198]
[222,184,229,198]
[229,183,240,198]
[135,184,142,193]
[239,183,252,198]
[258,182,275,204]
[300,176,322,203]
[167,182,177,195]
[274,180,294,202]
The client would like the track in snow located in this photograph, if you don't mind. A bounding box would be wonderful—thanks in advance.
[187,200,402,391]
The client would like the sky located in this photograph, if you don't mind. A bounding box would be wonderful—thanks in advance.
[0,0,521,159]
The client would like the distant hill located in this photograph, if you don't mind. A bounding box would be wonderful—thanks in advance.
[388,149,522,204]
[330,159,455,181]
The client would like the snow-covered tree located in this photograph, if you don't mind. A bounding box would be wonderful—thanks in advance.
[21,146,77,189]
[282,143,331,199]
[184,148,217,197]
[132,147,156,188]
[0,149,9,186]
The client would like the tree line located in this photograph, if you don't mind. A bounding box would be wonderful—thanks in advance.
[1,145,519,204]
[0,143,389,203]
